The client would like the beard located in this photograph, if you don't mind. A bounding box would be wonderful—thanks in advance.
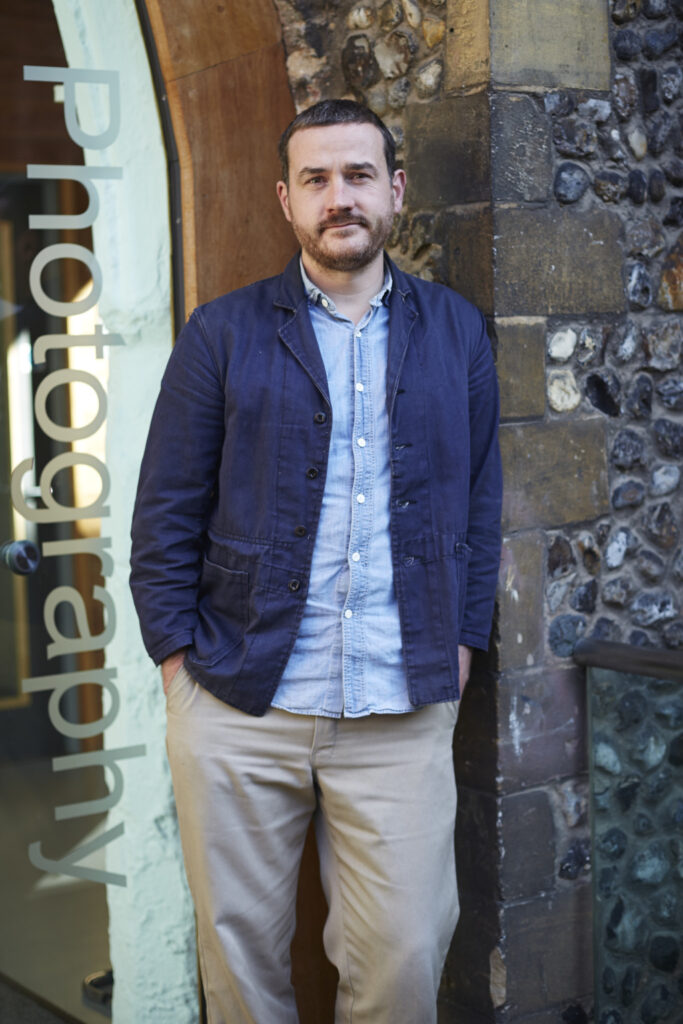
[291,208,396,272]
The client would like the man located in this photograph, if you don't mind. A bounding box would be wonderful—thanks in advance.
[130,99,502,1024]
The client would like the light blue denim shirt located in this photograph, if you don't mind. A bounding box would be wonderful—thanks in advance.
[272,261,412,718]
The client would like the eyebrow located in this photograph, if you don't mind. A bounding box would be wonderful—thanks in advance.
[296,161,379,180]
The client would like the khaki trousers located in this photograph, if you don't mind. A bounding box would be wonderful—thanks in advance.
[165,665,459,1024]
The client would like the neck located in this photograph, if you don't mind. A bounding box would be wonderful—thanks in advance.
[301,252,385,324]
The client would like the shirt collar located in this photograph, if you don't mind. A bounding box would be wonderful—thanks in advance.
[299,257,392,314]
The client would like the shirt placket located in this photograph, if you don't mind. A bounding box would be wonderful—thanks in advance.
[341,310,377,714]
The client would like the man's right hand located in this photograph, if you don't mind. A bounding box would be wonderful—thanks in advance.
[161,649,188,695]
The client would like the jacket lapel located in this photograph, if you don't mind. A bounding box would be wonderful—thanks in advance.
[275,256,331,406]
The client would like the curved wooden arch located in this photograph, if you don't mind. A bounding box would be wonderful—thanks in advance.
[144,0,297,313]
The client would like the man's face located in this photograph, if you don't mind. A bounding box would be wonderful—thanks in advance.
[276,122,406,274]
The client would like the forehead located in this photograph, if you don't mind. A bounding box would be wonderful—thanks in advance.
[288,122,386,171]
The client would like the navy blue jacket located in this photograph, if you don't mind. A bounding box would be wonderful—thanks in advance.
[130,255,502,715]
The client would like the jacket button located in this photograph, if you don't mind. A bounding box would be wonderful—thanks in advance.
[288,578,301,592]
[403,555,415,566]
[306,467,319,479]
[314,412,327,424]
[294,525,307,537]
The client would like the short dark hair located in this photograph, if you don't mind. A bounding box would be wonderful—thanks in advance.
[278,99,397,184]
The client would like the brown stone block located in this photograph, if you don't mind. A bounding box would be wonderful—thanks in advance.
[405,95,491,209]
[497,665,588,792]
[494,208,625,316]
[498,531,545,671]
[490,0,610,91]
[503,884,593,1016]
[444,0,490,92]
[500,418,610,532]
[435,206,494,314]
[496,319,546,421]
[500,790,556,900]
[657,231,683,311]
[492,94,552,203]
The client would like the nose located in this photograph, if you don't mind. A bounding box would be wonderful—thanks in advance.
[326,174,352,210]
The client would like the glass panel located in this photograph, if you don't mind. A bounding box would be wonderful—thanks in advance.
[0,5,110,1020]
[588,664,683,1022]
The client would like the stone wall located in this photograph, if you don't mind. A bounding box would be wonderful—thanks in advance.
[270,0,682,1020]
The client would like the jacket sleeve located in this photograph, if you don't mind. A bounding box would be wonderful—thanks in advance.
[129,309,226,665]
[460,312,502,651]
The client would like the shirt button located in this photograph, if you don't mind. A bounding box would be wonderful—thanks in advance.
[357,437,366,447]
[288,578,301,592]
[351,551,360,562]
[356,493,365,503]
[294,525,307,537]
[321,298,329,308]
[306,467,319,479]
[356,382,364,392]
[314,412,327,424]
[344,609,353,619]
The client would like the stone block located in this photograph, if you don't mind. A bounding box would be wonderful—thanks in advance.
[405,95,491,208]
[503,884,593,1016]
[490,0,611,91]
[434,207,494,313]
[497,666,588,792]
[494,208,625,316]
[498,531,545,671]
[444,0,490,92]
[500,418,610,532]
[492,93,552,203]
[496,319,546,421]
[500,790,556,900]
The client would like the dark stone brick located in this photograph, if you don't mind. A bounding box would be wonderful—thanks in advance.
[599,866,620,897]
[559,838,591,880]
[605,894,648,951]
[603,574,637,604]
[630,629,656,646]
[649,168,667,202]
[612,0,642,21]
[616,691,649,730]
[661,65,682,104]
[598,1013,622,1024]
[643,322,682,370]
[664,157,683,186]
[548,534,575,578]
[578,533,601,574]
[611,428,645,469]
[656,378,683,410]
[562,1005,588,1024]
[658,230,683,310]
[643,23,679,58]
[594,170,626,203]
[498,532,545,669]
[612,480,646,509]
[492,92,552,202]
[614,70,638,120]
[640,67,661,113]
[640,984,675,1023]
[651,889,678,926]
[631,589,678,626]
[643,0,669,16]
[554,162,590,204]
[655,700,683,729]
[627,262,653,308]
[553,117,598,158]
[648,111,675,155]
[591,617,623,642]
[599,827,628,860]
[586,370,621,415]
[503,886,592,1016]
[643,501,680,549]
[570,579,597,612]
[663,196,683,225]
[643,767,673,803]
[613,29,643,60]
[622,964,642,1006]
[500,790,556,899]
[630,841,671,884]
[341,34,380,89]
[663,619,683,648]
[649,935,679,973]
[627,168,648,203]
[602,966,617,996]
[625,374,653,418]
[544,91,575,117]
[549,614,586,656]
[405,95,490,207]
[635,812,655,834]
[638,549,666,582]
[433,207,493,313]
[670,733,683,766]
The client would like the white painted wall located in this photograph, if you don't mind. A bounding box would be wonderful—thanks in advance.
[50,2,198,1020]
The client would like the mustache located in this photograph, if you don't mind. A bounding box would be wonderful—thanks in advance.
[318,213,369,232]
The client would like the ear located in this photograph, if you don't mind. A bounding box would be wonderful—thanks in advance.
[276,181,292,223]
[391,169,406,214]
